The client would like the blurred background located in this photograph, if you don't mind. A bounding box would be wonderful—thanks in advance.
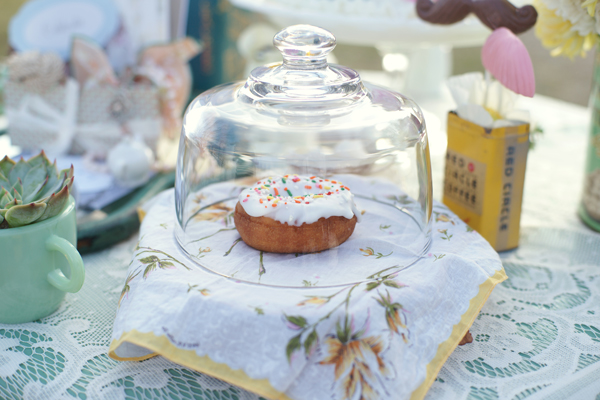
[2,0,599,250]
[1,0,594,107]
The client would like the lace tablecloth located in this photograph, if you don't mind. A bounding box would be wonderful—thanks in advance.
[1,94,599,400]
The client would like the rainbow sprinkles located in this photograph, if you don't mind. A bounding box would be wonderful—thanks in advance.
[238,174,362,227]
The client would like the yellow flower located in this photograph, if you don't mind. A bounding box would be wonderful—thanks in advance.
[582,0,598,16]
[297,297,328,306]
[208,203,232,211]
[360,248,374,256]
[435,213,455,225]
[534,0,596,58]
[194,193,206,203]
[385,308,407,334]
[320,335,392,400]
[376,291,407,335]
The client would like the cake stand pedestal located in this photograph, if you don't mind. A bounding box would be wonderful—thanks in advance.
[230,0,489,99]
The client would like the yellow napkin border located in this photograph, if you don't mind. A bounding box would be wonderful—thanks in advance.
[109,330,292,400]
[109,268,507,400]
[411,267,507,399]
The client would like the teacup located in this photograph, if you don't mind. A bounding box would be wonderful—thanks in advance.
[0,196,84,324]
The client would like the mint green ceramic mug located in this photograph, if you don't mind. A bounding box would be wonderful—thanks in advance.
[0,196,84,324]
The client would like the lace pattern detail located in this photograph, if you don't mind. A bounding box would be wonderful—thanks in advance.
[1,95,597,399]
[0,238,262,400]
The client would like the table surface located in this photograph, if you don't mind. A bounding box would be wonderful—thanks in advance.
[1,93,599,400]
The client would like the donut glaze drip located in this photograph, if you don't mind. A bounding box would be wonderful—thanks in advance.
[238,175,361,226]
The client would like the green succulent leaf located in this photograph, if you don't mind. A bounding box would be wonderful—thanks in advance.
[12,188,21,201]
[11,179,23,197]
[64,176,74,192]
[66,165,74,179]
[0,213,3,225]
[38,185,69,222]
[0,189,13,208]
[0,172,9,191]
[3,198,21,210]
[38,172,62,200]
[0,209,6,217]
[5,202,47,227]
[8,158,30,184]
[0,156,15,178]
[0,152,74,229]
[26,151,52,170]
[59,165,74,182]
[22,164,48,201]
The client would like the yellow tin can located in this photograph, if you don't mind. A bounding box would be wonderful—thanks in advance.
[443,112,530,251]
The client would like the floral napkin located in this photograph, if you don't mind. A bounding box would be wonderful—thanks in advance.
[109,188,505,400]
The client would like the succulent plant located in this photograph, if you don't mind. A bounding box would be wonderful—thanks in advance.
[0,151,74,229]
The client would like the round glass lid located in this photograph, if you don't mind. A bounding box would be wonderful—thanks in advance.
[174,25,433,288]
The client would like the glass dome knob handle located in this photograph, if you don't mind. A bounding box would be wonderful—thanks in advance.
[273,25,336,67]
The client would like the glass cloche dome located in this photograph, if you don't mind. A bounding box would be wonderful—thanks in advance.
[175,25,432,288]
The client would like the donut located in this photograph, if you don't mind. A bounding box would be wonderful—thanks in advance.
[233,175,361,253]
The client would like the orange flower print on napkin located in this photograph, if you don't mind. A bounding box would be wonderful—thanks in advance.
[320,317,393,400]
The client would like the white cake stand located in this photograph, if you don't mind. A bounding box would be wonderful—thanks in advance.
[230,0,490,98]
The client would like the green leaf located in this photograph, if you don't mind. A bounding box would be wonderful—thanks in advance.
[0,172,9,191]
[187,284,198,293]
[383,280,401,289]
[37,166,62,200]
[286,334,302,362]
[26,151,52,170]
[60,177,74,197]
[22,164,48,202]
[4,199,21,209]
[66,165,74,179]
[159,261,174,269]
[366,281,381,291]
[0,156,16,178]
[0,189,12,208]
[38,185,69,221]
[59,165,74,181]
[140,255,160,264]
[285,315,308,329]
[335,320,350,343]
[126,270,141,284]
[143,263,157,279]
[11,179,23,197]
[304,329,318,356]
[8,158,30,184]
[5,202,47,227]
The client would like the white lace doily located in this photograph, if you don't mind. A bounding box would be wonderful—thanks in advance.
[1,94,598,400]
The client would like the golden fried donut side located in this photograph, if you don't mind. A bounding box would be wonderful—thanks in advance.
[233,202,357,253]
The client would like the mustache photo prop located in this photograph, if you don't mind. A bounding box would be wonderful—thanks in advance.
[416,0,538,34]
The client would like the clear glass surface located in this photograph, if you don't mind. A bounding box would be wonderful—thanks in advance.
[175,25,432,287]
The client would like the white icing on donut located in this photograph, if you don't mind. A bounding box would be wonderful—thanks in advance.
[238,175,361,226]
